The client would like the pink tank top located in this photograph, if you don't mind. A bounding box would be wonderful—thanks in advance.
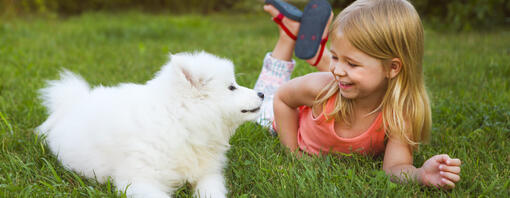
[297,95,386,156]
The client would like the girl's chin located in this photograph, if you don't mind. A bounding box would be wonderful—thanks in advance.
[339,91,356,99]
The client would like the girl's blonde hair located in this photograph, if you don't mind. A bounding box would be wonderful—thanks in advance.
[315,0,431,149]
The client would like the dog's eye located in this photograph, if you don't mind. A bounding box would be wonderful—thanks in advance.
[228,85,236,91]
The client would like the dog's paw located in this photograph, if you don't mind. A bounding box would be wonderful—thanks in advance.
[194,174,227,198]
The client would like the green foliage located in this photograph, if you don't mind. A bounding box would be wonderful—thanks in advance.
[2,0,509,31]
[412,0,510,31]
[0,11,509,197]
[307,0,510,31]
[1,0,239,15]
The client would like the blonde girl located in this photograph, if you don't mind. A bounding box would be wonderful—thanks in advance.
[255,0,462,188]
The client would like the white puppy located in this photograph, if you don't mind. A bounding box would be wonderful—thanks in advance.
[37,51,264,198]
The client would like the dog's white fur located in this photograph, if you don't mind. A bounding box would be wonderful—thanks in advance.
[37,51,263,198]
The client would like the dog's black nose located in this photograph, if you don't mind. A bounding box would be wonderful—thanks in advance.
[257,92,264,99]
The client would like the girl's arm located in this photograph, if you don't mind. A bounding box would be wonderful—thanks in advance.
[383,138,462,189]
[273,72,333,152]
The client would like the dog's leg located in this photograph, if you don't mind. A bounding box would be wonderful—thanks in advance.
[116,180,171,198]
[194,173,227,198]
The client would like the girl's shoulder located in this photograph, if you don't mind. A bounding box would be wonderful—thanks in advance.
[294,72,334,97]
[304,72,335,99]
[298,72,334,92]
[301,72,334,81]
[279,72,334,108]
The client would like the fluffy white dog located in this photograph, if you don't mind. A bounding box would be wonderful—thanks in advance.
[37,51,264,198]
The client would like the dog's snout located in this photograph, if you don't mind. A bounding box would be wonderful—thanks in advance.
[257,92,264,99]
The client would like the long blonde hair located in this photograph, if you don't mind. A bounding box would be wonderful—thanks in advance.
[315,0,431,149]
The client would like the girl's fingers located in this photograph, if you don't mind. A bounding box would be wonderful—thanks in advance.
[441,178,455,189]
[436,154,450,163]
[440,171,460,182]
[439,165,461,174]
[436,154,456,165]
[446,158,462,166]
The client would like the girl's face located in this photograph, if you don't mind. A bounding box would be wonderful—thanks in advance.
[329,34,388,102]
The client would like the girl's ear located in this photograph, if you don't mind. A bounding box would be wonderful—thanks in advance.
[387,58,402,79]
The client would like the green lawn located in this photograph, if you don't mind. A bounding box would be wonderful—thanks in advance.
[0,11,509,197]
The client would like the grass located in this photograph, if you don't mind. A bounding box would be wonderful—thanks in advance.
[0,11,509,197]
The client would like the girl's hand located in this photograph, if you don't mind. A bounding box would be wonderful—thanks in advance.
[419,154,462,189]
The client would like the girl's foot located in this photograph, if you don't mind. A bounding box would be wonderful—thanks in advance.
[302,12,333,71]
[264,4,301,41]
[295,0,334,67]
[264,4,300,61]
[264,3,333,68]
[264,0,302,21]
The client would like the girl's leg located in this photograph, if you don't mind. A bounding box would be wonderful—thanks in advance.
[265,4,299,61]
[254,4,333,134]
[254,53,295,132]
[254,5,300,133]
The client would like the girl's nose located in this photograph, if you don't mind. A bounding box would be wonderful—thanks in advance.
[331,63,346,77]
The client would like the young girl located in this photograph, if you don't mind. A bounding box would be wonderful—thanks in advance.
[254,0,462,189]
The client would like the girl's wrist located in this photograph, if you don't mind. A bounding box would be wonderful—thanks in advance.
[416,167,427,186]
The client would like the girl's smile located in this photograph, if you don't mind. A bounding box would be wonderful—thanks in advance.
[338,81,354,90]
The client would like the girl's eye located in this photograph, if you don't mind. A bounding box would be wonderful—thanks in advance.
[331,55,339,61]
[228,85,236,91]
[348,62,358,67]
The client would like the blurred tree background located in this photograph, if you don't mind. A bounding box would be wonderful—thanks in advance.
[1,0,509,31]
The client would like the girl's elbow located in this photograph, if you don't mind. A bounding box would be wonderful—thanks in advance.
[382,166,392,175]
[273,91,284,109]
[273,88,292,108]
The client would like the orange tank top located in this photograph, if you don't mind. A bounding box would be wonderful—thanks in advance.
[297,94,386,156]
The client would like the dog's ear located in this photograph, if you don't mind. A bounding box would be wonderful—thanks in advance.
[179,67,210,89]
